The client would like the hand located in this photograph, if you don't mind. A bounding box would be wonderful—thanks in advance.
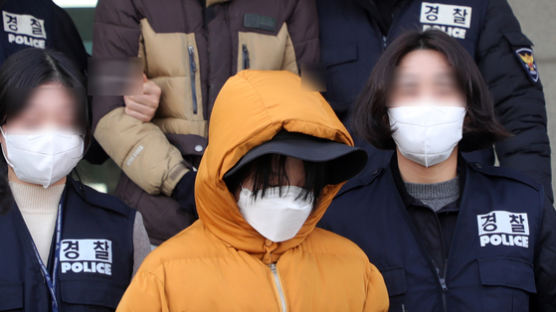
[124,74,161,122]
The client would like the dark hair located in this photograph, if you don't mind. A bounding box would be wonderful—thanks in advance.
[0,48,89,138]
[352,30,509,151]
[224,154,328,206]
[0,48,89,214]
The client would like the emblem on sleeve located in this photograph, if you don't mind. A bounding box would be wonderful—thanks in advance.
[515,48,539,83]
[477,211,529,248]
[60,239,113,276]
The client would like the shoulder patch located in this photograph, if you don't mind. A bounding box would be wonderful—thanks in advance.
[243,13,276,32]
[515,47,539,83]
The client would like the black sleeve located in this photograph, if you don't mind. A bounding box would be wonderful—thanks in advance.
[50,6,89,76]
[475,0,552,202]
[51,6,109,164]
[531,199,556,310]
[171,171,198,219]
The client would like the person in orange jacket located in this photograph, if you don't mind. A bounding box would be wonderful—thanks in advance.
[116,70,389,312]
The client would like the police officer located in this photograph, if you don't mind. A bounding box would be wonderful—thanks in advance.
[0,48,150,311]
[0,0,112,164]
[320,31,556,311]
[317,0,553,202]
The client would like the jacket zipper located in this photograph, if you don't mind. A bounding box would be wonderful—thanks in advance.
[379,2,409,51]
[269,263,287,312]
[439,260,448,311]
[399,193,450,311]
[436,211,449,312]
[188,45,198,115]
[242,44,250,70]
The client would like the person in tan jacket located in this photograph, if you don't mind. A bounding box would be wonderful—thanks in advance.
[116,70,389,311]
[92,0,320,244]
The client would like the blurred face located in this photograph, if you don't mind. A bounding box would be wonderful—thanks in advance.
[0,82,84,187]
[389,49,465,107]
[387,49,468,169]
[1,82,78,135]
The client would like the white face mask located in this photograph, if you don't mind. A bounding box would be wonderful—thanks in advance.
[237,186,314,243]
[388,102,466,167]
[1,127,84,188]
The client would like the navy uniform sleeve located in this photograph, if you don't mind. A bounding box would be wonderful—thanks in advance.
[475,0,552,202]
[51,5,110,164]
[50,6,88,76]
[532,199,556,310]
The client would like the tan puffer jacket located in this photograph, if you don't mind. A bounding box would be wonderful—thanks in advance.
[92,0,319,196]
[92,0,319,243]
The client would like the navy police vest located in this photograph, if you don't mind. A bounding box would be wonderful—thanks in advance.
[321,160,543,312]
[0,178,135,311]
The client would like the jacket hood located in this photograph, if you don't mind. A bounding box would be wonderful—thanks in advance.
[195,70,355,263]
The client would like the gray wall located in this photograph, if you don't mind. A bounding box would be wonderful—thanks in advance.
[508,0,556,195]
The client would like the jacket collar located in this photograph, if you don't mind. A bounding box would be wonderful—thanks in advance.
[389,153,467,209]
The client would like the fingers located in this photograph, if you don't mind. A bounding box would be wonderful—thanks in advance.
[143,80,161,100]
[126,93,158,109]
[124,96,157,115]
[124,74,162,122]
[124,96,157,122]
[124,105,151,123]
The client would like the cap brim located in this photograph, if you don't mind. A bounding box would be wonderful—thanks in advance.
[224,133,368,185]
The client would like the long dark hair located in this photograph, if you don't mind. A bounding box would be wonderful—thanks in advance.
[352,30,509,151]
[0,48,89,214]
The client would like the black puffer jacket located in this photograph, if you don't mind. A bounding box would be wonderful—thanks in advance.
[318,0,552,201]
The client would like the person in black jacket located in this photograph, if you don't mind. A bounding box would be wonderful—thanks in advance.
[317,0,553,201]
[0,48,151,311]
[0,0,87,73]
[320,30,556,311]
[0,0,112,164]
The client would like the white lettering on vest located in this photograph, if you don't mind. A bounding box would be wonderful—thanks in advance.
[477,211,529,249]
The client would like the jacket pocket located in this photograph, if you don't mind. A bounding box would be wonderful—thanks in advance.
[139,19,204,123]
[187,45,199,115]
[320,42,359,112]
[0,283,22,311]
[241,44,250,70]
[380,267,408,312]
[478,258,536,312]
[60,280,126,311]
[237,23,297,74]
[320,43,358,68]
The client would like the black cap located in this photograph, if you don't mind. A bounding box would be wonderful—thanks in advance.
[224,131,368,185]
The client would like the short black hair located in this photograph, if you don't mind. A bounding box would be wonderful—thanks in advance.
[352,30,509,152]
[0,48,89,144]
[224,154,328,206]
